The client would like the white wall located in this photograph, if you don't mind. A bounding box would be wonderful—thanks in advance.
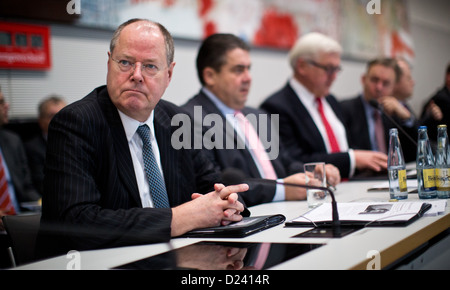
[1,0,449,118]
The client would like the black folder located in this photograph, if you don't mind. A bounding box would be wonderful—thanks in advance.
[182,214,286,238]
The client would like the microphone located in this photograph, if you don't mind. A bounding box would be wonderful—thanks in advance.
[221,168,342,236]
[368,99,417,146]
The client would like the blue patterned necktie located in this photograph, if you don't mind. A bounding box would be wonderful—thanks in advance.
[136,124,170,208]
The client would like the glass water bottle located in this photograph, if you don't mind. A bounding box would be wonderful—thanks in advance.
[416,126,437,199]
[436,125,450,198]
[387,128,407,199]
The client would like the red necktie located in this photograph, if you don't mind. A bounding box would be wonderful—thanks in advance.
[235,111,277,179]
[373,110,387,153]
[0,154,16,215]
[316,98,340,153]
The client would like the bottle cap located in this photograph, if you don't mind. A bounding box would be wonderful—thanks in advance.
[419,126,427,130]
[438,124,447,128]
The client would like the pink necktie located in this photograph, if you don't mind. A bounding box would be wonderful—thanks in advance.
[254,243,270,269]
[316,98,340,153]
[234,111,277,179]
[373,110,387,153]
[0,155,16,215]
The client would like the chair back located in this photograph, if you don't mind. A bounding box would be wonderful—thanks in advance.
[2,213,41,266]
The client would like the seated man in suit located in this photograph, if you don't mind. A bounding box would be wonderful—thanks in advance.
[390,57,419,158]
[182,33,341,207]
[340,58,418,163]
[420,63,450,143]
[260,32,387,179]
[37,19,248,259]
[25,95,66,195]
[0,86,41,219]
[0,85,41,267]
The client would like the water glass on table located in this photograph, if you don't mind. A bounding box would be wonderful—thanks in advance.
[304,162,327,208]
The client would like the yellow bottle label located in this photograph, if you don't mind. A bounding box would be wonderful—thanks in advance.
[398,169,407,192]
[423,168,436,188]
[436,168,450,190]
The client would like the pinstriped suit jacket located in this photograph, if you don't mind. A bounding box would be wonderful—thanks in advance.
[37,85,221,258]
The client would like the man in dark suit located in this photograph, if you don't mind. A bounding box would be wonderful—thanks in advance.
[25,95,66,195]
[182,33,341,206]
[420,63,450,143]
[340,58,418,163]
[261,33,388,179]
[0,87,41,218]
[37,19,248,259]
[390,57,419,159]
[0,86,40,267]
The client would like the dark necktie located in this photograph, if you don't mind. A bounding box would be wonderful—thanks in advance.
[136,124,170,208]
[0,154,16,215]
[316,98,340,153]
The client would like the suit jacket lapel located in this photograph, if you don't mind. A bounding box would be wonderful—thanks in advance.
[153,102,179,206]
[285,84,327,152]
[98,88,141,206]
[197,92,261,178]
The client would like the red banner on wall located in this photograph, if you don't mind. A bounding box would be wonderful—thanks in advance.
[0,21,51,70]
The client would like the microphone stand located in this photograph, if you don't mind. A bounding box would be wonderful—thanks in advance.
[222,169,360,238]
[369,100,417,147]
[275,180,340,230]
[246,178,347,237]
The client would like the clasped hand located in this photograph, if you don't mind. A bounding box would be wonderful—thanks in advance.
[192,183,248,226]
[171,183,248,237]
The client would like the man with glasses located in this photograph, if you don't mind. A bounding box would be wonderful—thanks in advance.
[340,58,418,163]
[37,19,248,259]
[261,32,387,179]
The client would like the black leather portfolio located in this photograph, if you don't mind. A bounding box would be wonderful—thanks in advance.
[182,214,286,238]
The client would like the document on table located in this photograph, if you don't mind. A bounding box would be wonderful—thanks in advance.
[423,200,448,216]
[367,179,418,192]
[286,201,434,227]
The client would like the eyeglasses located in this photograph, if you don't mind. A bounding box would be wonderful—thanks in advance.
[307,60,342,76]
[110,55,165,77]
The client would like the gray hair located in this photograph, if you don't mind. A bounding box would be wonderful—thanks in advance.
[109,18,175,66]
[288,32,342,70]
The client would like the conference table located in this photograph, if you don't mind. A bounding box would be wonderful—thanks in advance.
[14,179,450,271]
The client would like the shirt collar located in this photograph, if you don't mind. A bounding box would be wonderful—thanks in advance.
[118,109,155,142]
[360,94,377,116]
[289,77,317,106]
[202,87,236,116]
